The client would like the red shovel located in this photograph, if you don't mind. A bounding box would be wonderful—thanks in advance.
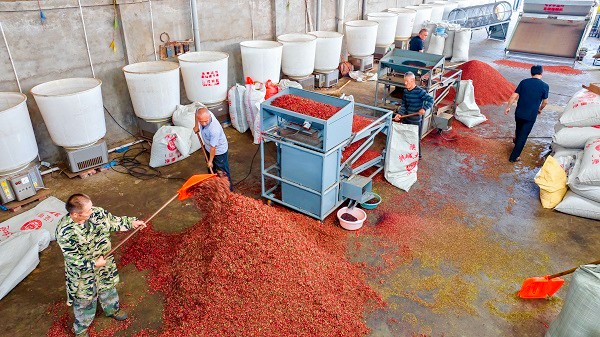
[518,259,600,299]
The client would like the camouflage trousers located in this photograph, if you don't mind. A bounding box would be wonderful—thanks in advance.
[73,286,120,334]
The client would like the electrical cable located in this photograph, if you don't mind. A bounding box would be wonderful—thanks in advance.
[103,105,139,138]
[233,145,260,187]
[110,142,185,181]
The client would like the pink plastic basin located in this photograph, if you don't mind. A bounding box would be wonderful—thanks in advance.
[337,207,367,231]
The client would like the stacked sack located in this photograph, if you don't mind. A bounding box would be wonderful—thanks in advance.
[421,21,470,62]
[547,89,600,219]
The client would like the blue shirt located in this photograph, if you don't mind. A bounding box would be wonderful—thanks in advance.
[515,78,549,121]
[399,86,434,123]
[409,36,424,52]
[199,112,228,155]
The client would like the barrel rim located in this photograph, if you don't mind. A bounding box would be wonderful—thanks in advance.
[240,40,283,49]
[178,51,230,63]
[30,78,103,98]
[0,92,27,112]
[367,11,399,17]
[277,33,317,43]
[308,30,344,39]
[387,7,418,14]
[344,20,379,27]
[122,61,180,74]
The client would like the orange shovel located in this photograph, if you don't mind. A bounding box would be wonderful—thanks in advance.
[518,259,600,299]
[106,173,216,256]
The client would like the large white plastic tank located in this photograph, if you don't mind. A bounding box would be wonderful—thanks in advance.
[31,78,106,149]
[435,1,459,20]
[387,8,417,39]
[240,40,283,83]
[0,92,38,174]
[123,61,180,121]
[428,3,446,22]
[406,5,433,35]
[179,51,229,104]
[277,33,317,78]
[366,12,399,46]
[309,31,343,72]
[344,20,379,57]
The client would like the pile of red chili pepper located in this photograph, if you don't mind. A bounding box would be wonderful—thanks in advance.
[116,177,380,336]
[271,94,341,120]
[452,60,516,106]
[494,59,583,75]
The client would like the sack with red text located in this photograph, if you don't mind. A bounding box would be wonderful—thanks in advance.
[384,123,419,191]
[149,126,193,168]
[559,89,600,127]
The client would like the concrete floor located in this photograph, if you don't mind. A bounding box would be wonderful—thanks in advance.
[1,30,600,337]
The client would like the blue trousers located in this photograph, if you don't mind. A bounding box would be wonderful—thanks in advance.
[206,150,233,191]
[510,117,536,162]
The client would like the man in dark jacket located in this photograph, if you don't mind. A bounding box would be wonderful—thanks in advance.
[504,65,549,162]
[409,29,428,52]
[393,72,434,158]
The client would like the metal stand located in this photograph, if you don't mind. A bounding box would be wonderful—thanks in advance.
[348,55,374,72]
[375,49,462,138]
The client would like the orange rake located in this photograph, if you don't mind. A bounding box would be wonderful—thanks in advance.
[106,174,216,256]
[518,258,600,299]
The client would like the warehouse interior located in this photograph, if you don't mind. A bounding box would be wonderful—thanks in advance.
[1,0,600,336]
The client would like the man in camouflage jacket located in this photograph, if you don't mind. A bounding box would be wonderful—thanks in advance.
[55,193,146,337]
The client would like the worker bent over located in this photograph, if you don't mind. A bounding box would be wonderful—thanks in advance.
[55,194,146,337]
[393,71,434,159]
[194,107,233,191]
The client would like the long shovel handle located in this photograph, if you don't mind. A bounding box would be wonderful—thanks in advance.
[106,193,179,257]
[548,259,600,279]
[196,132,214,174]
[394,112,421,121]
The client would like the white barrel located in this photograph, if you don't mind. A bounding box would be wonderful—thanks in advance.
[309,31,344,72]
[179,51,229,104]
[240,40,283,84]
[344,20,379,57]
[31,78,105,149]
[428,3,446,22]
[0,93,38,174]
[435,1,459,20]
[387,8,417,39]
[123,61,180,121]
[367,12,399,46]
[406,5,433,35]
[277,33,317,78]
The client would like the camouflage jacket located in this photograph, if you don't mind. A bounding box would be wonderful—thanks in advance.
[55,207,135,306]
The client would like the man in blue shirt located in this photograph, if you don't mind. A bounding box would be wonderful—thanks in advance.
[504,65,549,162]
[393,72,434,158]
[194,107,233,190]
[409,29,428,52]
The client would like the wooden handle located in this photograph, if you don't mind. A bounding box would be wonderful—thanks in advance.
[196,132,214,175]
[394,112,421,120]
[548,259,600,279]
[106,193,179,257]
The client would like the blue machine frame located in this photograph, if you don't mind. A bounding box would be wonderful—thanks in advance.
[260,89,393,220]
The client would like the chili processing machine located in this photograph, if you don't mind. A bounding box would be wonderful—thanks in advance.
[505,0,598,63]
[447,1,513,40]
[259,88,392,220]
[375,49,462,137]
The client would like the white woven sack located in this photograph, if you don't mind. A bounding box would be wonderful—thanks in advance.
[554,191,600,220]
[443,27,456,59]
[423,22,437,50]
[244,83,266,138]
[172,102,205,129]
[149,126,193,168]
[451,29,471,63]
[384,123,419,191]
[568,152,600,202]
[227,84,249,133]
[574,138,600,185]
[426,34,445,55]
[553,122,600,149]
[551,142,581,158]
[559,89,600,127]
[455,80,487,128]
[546,265,600,337]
